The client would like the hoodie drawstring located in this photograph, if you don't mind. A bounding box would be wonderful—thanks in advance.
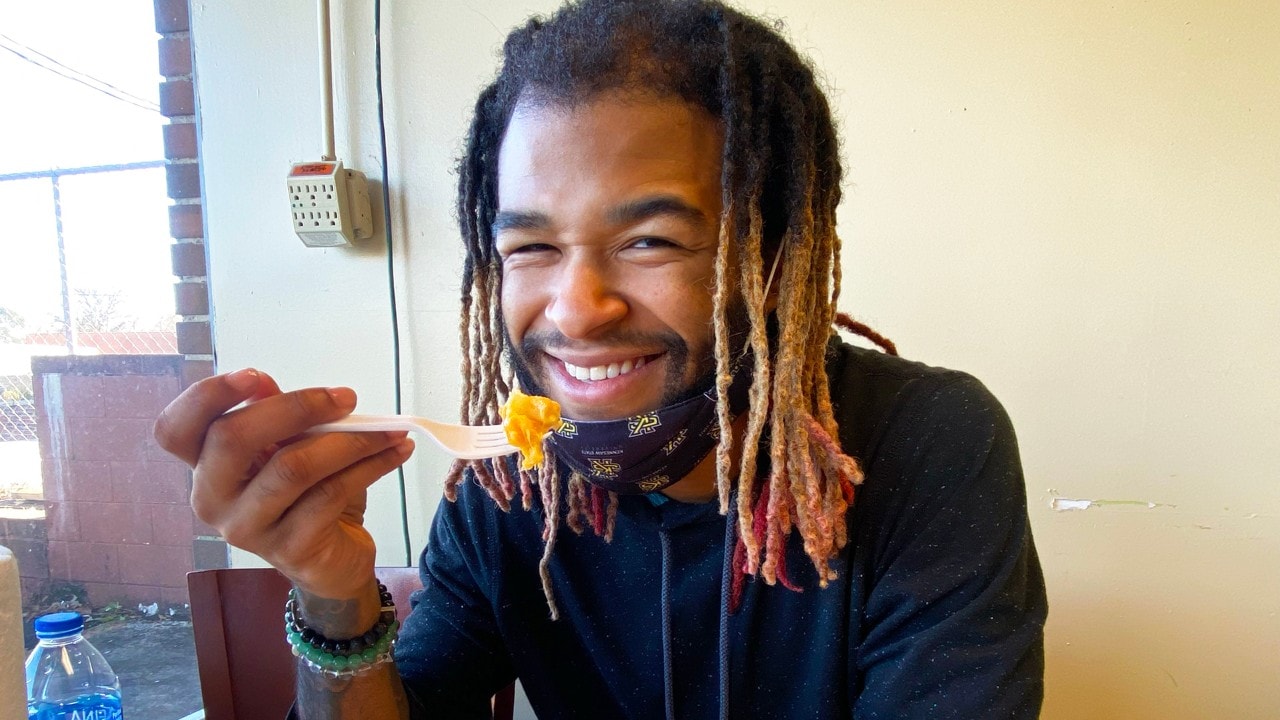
[717,506,735,720]
[660,529,676,720]
[659,508,736,720]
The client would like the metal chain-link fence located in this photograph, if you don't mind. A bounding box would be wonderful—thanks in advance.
[1,162,176,452]
[0,374,36,442]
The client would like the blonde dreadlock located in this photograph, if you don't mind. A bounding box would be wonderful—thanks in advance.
[445,0,880,616]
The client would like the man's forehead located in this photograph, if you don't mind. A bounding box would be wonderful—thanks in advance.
[501,90,723,153]
[493,93,725,220]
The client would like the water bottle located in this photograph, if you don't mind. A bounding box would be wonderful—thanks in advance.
[24,612,123,720]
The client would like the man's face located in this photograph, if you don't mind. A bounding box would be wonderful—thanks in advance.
[494,93,724,421]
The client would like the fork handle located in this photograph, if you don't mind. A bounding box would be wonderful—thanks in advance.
[308,414,421,434]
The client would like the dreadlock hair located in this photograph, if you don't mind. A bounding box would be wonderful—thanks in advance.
[446,0,869,618]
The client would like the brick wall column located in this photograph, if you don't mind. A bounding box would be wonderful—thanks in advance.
[155,0,227,571]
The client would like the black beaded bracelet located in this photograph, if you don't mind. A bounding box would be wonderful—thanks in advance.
[284,581,399,676]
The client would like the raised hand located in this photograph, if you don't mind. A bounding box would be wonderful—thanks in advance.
[153,369,414,602]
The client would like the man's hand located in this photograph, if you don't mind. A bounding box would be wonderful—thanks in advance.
[158,368,414,717]
[153,368,415,603]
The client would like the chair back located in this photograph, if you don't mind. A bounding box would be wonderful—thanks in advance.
[187,566,514,720]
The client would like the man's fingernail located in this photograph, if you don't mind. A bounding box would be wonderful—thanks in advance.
[327,387,357,408]
[395,439,415,457]
[226,368,259,392]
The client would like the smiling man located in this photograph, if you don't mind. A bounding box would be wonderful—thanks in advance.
[155,1,1046,718]
[496,98,723,423]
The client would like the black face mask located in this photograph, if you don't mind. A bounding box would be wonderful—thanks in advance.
[548,362,752,494]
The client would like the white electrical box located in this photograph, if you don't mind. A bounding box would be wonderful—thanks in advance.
[288,160,373,247]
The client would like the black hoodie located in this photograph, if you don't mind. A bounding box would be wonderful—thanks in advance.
[397,340,1047,719]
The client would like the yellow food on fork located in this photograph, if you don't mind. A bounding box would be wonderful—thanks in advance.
[499,389,562,470]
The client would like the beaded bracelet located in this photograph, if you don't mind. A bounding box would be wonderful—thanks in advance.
[284,581,400,677]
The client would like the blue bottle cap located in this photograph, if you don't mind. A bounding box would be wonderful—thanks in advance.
[34,612,85,639]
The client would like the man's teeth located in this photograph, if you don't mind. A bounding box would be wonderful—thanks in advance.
[564,357,645,382]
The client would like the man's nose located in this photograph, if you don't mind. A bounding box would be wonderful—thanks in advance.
[545,258,627,339]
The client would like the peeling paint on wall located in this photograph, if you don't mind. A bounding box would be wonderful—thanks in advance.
[40,374,64,484]
[1050,497,1177,511]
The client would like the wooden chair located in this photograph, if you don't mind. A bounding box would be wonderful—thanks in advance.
[188,567,515,720]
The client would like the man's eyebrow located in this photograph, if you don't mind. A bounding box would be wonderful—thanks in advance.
[492,210,550,234]
[491,196,710,235]
[607,195,710,228]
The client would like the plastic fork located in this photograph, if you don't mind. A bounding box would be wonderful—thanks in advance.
[308,414,516,460]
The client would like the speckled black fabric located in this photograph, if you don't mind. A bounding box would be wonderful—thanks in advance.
[395,341,1047,719]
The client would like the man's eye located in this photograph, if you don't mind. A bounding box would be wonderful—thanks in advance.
[630,236,677,249]
[502,242,554,257]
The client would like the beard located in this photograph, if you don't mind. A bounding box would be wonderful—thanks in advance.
[503,297,751,414]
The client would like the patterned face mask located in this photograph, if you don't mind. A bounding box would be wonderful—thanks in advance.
[548,364,752,495]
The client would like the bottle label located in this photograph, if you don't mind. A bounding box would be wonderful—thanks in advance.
[31,695,123,720]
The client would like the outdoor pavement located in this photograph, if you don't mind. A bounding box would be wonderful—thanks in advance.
[83,618,203,720]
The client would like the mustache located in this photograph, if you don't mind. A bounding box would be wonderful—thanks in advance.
[507,329,693,405]
[518,329,687,357]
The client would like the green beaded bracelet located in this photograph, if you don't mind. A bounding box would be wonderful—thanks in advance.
[284,582,400,678]
[288,619,400,677]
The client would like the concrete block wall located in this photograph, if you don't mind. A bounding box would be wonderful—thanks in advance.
[33,355,195,608]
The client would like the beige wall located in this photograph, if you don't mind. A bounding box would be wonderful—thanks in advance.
[192,1,1279,717]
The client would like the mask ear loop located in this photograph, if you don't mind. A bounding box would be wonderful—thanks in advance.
[733,246,784,365]
[763,245,783,301]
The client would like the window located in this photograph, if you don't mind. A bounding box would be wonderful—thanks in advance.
[1,2,211,716]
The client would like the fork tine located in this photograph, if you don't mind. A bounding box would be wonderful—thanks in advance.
[468,426,516,451]
[470,427,510,442]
